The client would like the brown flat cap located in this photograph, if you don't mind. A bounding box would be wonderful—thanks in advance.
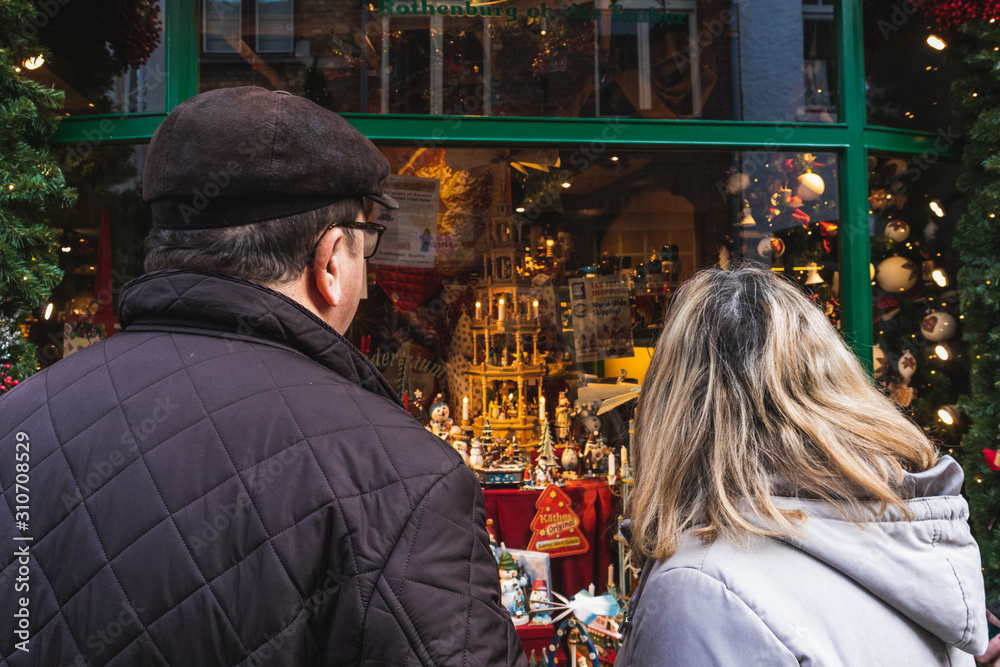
[143,86,398,229]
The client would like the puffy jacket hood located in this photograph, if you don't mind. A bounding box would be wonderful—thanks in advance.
[768,456,987,655]
[119,269,401,405]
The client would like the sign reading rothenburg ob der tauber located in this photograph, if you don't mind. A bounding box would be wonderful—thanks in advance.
[376,0,687,24]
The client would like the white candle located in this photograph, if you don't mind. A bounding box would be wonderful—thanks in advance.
[498,298,505,322]
[462,396,469,421]
[608,564,614,589]
[539,395,545,421]
[475,301,481,319]
[607,453,615,482]
[620,446,628,476]
[532,299,539,319]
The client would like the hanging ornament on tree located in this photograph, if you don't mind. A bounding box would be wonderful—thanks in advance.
[756,235,785,259]
[875,256,919,293]
[898,349,917,379]
[797,172,825,202]
[884,220,911,243]
[873,344,889,378]
[726,172,750,194]
[921,311,957,342]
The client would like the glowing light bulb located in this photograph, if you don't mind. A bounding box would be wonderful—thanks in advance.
[929,201,945,217]
[927,35,946,50]
[23,55,44,70]
[932,269,947,287]
[935,344,950,361]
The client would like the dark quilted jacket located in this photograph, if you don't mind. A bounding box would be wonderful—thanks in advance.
[0,270,527,667]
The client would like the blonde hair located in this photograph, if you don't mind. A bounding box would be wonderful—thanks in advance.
[629,264,937,563]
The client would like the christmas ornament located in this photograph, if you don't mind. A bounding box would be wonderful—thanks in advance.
[726,173,750,194]
[875,256,918,293]
[797,172,825,201]
[921,311,957,342]
[898,349,917,379]
[884,220,911,243]
[873,344,889,378]
[756,236,785,259]
[804,264,824,285]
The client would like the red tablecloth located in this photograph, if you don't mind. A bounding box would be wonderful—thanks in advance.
[482,479,618,597]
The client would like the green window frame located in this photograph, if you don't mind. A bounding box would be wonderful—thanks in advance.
[50,0,963,372]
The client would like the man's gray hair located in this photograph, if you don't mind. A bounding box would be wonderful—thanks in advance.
[143,197,364,284]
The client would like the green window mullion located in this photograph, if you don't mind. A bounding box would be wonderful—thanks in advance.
[165,0,199,111]
[839,0,874,371]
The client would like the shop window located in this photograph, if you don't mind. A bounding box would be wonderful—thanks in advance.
[197,0,838,121]
[867,155,965,446]
[27,144,152,368]
[352,146,840,445]
[22,1,165,116]
[863,0,959,131]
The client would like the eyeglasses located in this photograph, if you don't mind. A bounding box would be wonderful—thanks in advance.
[332,221,386,259]
[311,221,387,261]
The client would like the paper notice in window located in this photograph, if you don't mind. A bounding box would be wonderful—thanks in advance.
[369,175,440,268]
[569,275,635,362]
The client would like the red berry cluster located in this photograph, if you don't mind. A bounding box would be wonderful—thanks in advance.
[0,363,16,393]
[921,0,1000,28]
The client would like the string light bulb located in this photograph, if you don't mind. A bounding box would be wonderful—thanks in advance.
[927,35,947,50]
[23,55,44,69]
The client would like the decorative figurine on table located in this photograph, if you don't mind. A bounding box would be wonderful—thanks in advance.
[409,388,429,426]
[561,441,580,478]
[498,547,530,626]
[555,390,573,441]
[534,459,555,488]
[468,438,484,468]
[529,579,552,625]
[582,431,608,477]
[427,394,455,440]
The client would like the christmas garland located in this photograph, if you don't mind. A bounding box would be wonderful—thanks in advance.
[0,1,75,387]
[948,18,1000,598]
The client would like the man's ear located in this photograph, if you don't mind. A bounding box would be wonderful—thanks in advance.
[312,226,348,308]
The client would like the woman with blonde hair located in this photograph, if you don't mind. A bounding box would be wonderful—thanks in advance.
[615,265,987,666]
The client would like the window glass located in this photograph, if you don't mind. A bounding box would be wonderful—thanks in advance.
[864,0,958,131]
[351,147,840,442]
[26,145,150,369]
[23,1,165,116]
[868,155,965,445]
[198,0,838,121]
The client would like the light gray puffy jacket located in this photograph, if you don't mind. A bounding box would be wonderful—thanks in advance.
[615,456,988,666]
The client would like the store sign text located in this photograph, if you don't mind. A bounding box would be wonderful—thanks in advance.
[377,1,686,24]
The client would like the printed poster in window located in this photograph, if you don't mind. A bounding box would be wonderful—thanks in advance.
[569,276,634,362]
[370,175,440,269]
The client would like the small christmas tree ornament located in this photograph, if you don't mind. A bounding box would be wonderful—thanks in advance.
[921,311,957,342]
[756,235,785,259]
[884,220,911,242]
[898,349,917,380]
[875,256,919,293]
[797,172,825,201]
[726,172,750,194]
[873,344,889,378]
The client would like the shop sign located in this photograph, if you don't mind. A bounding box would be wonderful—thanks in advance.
[527,484,590,558]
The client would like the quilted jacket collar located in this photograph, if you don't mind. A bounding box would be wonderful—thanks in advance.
[118,269,401,405]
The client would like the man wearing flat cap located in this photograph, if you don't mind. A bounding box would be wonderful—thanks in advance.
[0,87,527,666]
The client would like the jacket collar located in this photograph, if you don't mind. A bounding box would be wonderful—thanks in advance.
[118,270,401,406]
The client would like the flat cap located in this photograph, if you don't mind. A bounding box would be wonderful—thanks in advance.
[143,86,398,229]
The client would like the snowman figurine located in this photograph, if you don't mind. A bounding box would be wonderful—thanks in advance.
[469,438,484,468]
[498,547,529,626]
[427,395,455,440]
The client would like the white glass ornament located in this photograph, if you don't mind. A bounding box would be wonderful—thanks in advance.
[883,220,911,242]
[797,172,825,201]
[921,311,957,342]
[875,256,918,292]
[726,173,750,194]
[757,235,785,258]
[898,349,917,379]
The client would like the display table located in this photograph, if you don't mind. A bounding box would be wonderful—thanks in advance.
[482,478,618,597]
